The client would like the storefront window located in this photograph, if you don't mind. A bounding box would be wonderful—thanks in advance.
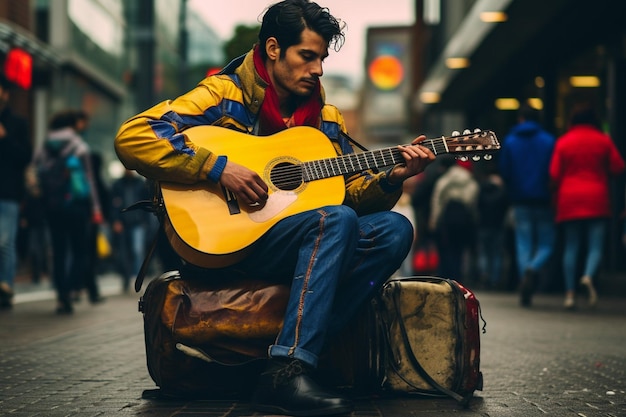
[68,0,125,80]
[69,0,123,56]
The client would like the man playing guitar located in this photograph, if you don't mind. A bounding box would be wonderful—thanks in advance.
[115,1,436,415]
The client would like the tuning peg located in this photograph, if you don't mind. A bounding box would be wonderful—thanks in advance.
[474,128,482,133]
[463,129,471,135]
[458,156,469,162]
[484,154,493,161]
[451,130,461,136]
[472,155,481,161]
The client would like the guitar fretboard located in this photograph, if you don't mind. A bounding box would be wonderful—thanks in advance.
[302,139,448,182]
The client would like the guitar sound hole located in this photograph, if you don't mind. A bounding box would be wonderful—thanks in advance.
[270,162,303,191]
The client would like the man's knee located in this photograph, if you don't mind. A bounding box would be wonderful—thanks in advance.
[318,205,359,231]
[379,211,414,256]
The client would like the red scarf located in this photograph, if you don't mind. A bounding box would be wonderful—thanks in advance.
[253,46,322,135]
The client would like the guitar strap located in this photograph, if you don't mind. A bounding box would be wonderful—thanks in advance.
[134,227,160,293]
[218,54,246,75]
[340,131,369,152]
[133,182,165,293]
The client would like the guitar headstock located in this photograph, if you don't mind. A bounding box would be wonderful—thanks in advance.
[444,129,500,161]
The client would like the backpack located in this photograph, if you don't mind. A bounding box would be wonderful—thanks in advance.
[38,142,91,210]
[477,179,508,229]
[437,199,476,247]
[433,168,478,243]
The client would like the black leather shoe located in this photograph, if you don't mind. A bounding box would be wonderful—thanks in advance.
[251,358,352,416]
[89,295,106,304]
[0,282,13,309]
[55,301,73,315]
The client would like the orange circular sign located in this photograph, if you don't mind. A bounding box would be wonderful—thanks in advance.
[368,55,404,90]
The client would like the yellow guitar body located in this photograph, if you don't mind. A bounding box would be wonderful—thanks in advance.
[160,125,346,268]
[158,125,501,268]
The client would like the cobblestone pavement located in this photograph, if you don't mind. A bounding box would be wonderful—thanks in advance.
[1,274,625,416]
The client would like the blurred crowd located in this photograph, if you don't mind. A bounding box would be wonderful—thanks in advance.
[1,66,625,314]
[0,74,160,314]
[395,102,625,310]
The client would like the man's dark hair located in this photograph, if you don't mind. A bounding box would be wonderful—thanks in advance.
[49,109,89,130]
[75,109,89,123]
[258,0,345,60]
[49,110,79,130]
[569,103,601,129]
[518,103,540,123]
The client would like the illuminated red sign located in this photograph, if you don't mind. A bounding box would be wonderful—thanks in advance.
[4,48,33,90]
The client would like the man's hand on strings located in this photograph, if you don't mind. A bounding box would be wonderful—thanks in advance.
[219,161,269,207]
[387,135,436,185]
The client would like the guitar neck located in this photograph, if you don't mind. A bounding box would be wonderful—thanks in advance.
[302,138,447,182]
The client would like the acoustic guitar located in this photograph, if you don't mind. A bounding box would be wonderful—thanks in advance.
[160,125,500,268]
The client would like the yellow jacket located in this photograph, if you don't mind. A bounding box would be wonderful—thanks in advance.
[114,50,401,214]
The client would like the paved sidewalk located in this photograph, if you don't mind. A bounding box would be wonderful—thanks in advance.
[11,273,125,306]
[1,272,625,416]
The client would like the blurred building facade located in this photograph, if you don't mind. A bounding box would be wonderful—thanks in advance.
[0,0,223,181]
[185,9,223,92]
[409,0,626,271]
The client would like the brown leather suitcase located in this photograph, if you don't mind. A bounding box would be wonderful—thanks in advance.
[138,270,377,398]
[138,270,289,397]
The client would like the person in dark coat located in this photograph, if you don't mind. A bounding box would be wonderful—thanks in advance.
[0,75,31,309]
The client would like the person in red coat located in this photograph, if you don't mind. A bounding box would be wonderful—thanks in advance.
[549,104,625,309]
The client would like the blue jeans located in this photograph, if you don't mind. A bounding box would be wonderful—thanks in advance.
[562,219,606,291]
[0,199,20,289]
[230,205,413,367]
[115,224,146,277]
[513,205,555,279]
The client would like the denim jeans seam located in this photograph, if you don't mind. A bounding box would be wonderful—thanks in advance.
[288,209,327,357]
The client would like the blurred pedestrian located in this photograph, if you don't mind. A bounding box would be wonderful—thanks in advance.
[550,104,625,309]
[0,74,31,309]
[476,170,509,289]
[81,151,108,304]
[34,110,103,314]
[410,158,448,274]
[110,169,151,292]
[429,156,479,282]
[499,103,556,307]
[73,111,107,303]
[21,166,49,284]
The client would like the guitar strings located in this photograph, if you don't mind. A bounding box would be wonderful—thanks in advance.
[268,147,404,186]
[270,164,303,188]
[266,134,497,187]
[267,139,453,186]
